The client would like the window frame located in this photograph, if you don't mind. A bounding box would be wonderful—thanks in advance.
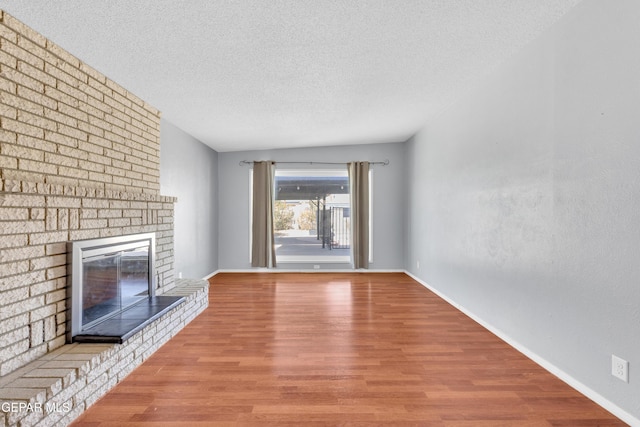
[248,167,373,265]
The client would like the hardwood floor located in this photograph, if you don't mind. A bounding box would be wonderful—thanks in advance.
[71,273,626,426]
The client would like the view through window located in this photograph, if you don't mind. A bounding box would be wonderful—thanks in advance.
[274,170,350,262]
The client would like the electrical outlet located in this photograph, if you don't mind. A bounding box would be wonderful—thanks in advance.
[313,265,320,269]
[416,260,420,269]
[178,272,183,279]
[612,355,629,383]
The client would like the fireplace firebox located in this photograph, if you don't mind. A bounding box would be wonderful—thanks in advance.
[67,233,184,343]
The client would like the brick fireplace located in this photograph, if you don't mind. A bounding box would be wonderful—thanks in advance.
[0,11,178,378]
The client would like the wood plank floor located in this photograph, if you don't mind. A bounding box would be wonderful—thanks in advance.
[71,273,626,426]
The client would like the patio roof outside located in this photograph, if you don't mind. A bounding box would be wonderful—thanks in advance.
[275,176,349,200]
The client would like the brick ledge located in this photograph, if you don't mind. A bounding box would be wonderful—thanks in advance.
[0,178,177,203]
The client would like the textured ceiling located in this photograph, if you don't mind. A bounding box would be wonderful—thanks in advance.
[1,1,581,152]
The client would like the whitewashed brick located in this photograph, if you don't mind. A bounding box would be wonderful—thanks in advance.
[29,279,57,297]
[30,319,44,347]
[68,208,79,230]
[29,231,67,246]
[58,208,69,230]
[0,206,29,220]
[84,95,111,116]
[1,345,49,377]
[57,122,88,142]
[45,289,65,305]
[0,193,46,207]
[44,62,83,89]
[17,110,57,132]
[30,207,45,220]
[3,169,46,185]
[18,160,56,177]
[0,245,44,262]
[0,70,18,93]
[0,220,45,235]
[79,208,97,219]
[57,81,88,105]
[21,180,39,194]
[0,233,28,248]
[2,178,19,192]
[82,64,106,85]
[0,154,18,169]
[2,116,45,138]
[17,85,57,111]
[45,208,57,231]
[56,311,66,326]
[1,142,44,162]
[44,85,78,108]
[100,77,125,98]
[111,176,132,187]
[0,61,45,93]
[88,171,112,184]
[68,229,97,241]
[43,316,56,341]
[46,196,81,209]
[0,20,19,44]
[4,14,47,47]
[0,314,29,338]
[108,218,130,228]
[0,101,18,119]
[18,60,56,87]
[0,271,45,293]
[79,218,107,229]
[57,379,89,412]
[98,227,122,238]
[0,326,29,348]
[29,304,57,323]
[77,125,106,147]
[1,38,45,70]
[0,42,18,66]
[45,242,66,256]
[97,209,121,218]
[0,337,29,361]
[45,265,66,281]
[48,334,66,350]
[58,101,89,123]
[0,128,17,143]
[104,130,125,145]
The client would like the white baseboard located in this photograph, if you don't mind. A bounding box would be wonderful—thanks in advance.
[214,268,405,274]
[403,270,639,427]
[201,270,220,280]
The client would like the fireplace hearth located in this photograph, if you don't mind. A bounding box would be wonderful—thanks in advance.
[67,233,184,343]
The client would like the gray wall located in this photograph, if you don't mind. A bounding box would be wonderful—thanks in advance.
[160,119,219,278]
[405,0,639,420]
[218,142,405,270]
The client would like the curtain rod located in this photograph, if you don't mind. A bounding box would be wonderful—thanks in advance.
[239,160,389,166]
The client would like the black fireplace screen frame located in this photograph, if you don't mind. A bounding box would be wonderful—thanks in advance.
[67,233,156,342]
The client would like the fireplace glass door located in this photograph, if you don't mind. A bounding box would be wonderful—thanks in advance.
[82,245,149,328]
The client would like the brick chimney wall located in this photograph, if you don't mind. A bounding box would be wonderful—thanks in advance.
[0,11,176,376]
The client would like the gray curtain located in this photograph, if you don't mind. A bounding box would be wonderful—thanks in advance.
[251,161,276,268]
[348,161,369,269]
